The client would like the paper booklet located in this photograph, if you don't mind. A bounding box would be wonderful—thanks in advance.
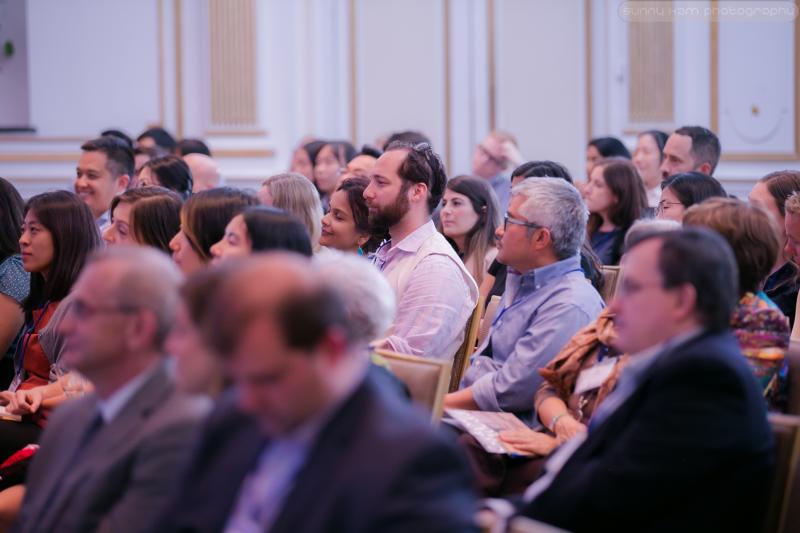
[0,405,22,422]
[443,408,534,456]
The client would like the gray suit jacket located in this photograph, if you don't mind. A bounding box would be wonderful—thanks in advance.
[14,361,210,533]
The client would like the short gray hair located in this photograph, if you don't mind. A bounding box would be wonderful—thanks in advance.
[624,218,680,251]
[511,178,586,259]
[87,246,183,349]
[314,251,396,345]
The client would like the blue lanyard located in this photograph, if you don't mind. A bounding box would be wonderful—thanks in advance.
[491,268,583,328]
[14,301,51,375]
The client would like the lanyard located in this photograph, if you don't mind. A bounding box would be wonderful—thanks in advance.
[491,268,583,328]
[13,301,51,375]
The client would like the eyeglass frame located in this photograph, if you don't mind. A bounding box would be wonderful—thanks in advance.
[655,200,683,215]
[503,214,542,231]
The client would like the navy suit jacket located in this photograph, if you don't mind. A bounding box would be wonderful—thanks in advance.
[156,372,478,533]
[521,330,775,533]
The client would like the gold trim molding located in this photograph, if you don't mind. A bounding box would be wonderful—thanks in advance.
[487,0,496,131]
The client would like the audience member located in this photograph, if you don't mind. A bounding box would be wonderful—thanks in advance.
[259,173,324,252]
[481,161,604,305]
[439,175,501,286]
[177,138,212,157]
[632,129,669,208]
[0,191,100,461]
[75,136,134,228]
[314,141,357,211]
[585,136,631,185]
[137,126,177,153]
[132,146,166,187]
[656,171,727,222]
[166,264,231,398]
[14,247,210,533]
[784,193,800,333]
[339,144,381,180]
[104,187,183,254]
[184,153,222,192]
[382,130,431,151]
[584,158,648,265]
[749,170,800,325]
[320,176,384,254]
[137,155,193,199]
[155,254,477,532]
[660,125,721,178]
[684,198,790,410]
[471,130,522,210]
[210,206,313,261]
[100,129,134,149]
[366,142,478,360]
[169,188,258,276]
[445,178,603,418]
[0,179,28,384]
[520,228,774,532]
[289,139,325,180]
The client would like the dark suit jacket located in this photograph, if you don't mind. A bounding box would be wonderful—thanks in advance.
[14,361,210,533]
[156,372,478,533]
[521,330,775,533]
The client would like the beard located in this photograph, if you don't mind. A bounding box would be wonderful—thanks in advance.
[368,183,411,235]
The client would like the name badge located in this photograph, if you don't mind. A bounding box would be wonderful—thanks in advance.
[574,357,617,396]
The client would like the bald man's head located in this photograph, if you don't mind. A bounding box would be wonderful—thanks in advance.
[184,153,222,192]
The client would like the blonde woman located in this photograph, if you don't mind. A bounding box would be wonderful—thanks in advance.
[258,173,324,252]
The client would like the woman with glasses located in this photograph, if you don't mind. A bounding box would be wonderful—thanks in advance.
[0,191,100,460]
[137,155,193,200]
[584,158,648,265]
[169,188,258,277]
[438,176,501,286]
[656,172,727,223]
[313,141,357,212]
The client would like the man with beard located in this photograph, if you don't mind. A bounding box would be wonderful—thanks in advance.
[364,142,478,360]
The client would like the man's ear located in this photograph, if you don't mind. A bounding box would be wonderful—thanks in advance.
[410,182,428,204]
[696,162,712,176]
[117,174,131,192]
[671,283,698,324]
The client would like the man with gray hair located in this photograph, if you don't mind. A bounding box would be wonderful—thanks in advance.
[445,178,604,422]
[15,247,210,533]
[314,251,395,343]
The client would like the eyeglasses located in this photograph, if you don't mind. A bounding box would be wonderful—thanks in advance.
[503,214,541,231]
[656,201,683,215]
[478,144,505,167]
[70,299,140,320]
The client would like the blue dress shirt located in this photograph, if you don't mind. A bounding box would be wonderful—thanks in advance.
[461,255,604,421]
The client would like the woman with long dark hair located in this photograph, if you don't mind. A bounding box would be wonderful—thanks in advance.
[584,158,648,265]
[319,176,384,255]
[0,191,100,459]
[438,176,501,286]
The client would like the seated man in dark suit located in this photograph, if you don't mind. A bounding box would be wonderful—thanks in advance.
[13,247,210,533]
[156,253,477,533]
[519,228,775,532]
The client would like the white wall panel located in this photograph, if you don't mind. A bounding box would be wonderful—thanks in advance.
[495,0,587,180]
[353,0,446,153]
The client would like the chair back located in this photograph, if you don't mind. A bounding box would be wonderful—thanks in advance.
[599,266,621,304]
[763,413,800,533]
[478,295,502,348]
[449,296,484,392]
[786,341,800,415]
[508,516,571,533]
[374,349,452,422]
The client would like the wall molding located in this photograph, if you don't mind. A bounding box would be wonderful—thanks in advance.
[710,0,800,160]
